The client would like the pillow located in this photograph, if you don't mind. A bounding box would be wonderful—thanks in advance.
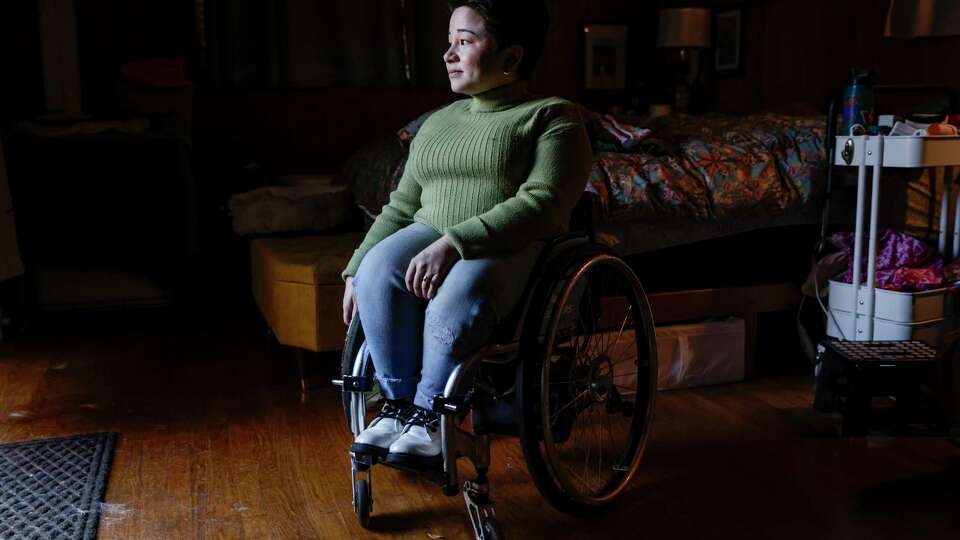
[397,107,441,148]
[579,106,653,152]
[229,184,353,236]
[336,136,407,221]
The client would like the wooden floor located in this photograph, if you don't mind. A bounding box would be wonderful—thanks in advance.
[1,312,958,540]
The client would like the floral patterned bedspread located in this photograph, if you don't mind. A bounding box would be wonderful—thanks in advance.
[588,114,828,223]
[341,111,828,225]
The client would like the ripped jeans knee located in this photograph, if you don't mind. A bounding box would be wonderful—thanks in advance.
[424,298,496,358]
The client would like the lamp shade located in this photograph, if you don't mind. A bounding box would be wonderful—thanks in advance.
[657,8,711,48]
[885,0,960,37]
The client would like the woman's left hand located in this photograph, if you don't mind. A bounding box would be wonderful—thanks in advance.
[405,235,461,300]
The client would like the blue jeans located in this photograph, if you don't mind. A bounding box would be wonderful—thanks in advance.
[353,223,542,409]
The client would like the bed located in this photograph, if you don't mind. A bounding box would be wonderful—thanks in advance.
[337,109,831,376]
[586,113,827,253]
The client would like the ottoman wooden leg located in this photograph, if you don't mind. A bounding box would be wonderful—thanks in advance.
[298,349,319,393]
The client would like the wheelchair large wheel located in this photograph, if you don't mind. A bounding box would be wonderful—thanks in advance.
[518,247,657,514]
[340,317,381,431]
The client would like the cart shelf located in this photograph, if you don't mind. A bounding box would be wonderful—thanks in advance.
[834,134,960,168]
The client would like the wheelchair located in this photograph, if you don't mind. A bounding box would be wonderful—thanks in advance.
[335,224,658,539]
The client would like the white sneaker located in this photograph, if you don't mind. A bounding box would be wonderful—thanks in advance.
[350,401,412,458]
[385,407,443,469]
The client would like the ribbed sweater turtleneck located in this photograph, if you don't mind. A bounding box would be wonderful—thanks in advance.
[342,81,592,279]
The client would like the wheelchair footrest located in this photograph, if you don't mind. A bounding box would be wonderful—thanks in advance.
[380,458,446,483]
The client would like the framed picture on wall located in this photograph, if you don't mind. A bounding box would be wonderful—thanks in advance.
[583,24,627,90]
[713,8,745,76]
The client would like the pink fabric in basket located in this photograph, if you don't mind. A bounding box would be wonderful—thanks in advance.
[831,229,943,291]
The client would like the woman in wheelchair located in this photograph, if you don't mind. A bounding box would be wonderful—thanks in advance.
[340,0,593,469]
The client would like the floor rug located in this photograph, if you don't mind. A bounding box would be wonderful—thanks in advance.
[0,432,117,540]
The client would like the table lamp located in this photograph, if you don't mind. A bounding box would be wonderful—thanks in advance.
[657,8,711,112]
[885,0,960,37]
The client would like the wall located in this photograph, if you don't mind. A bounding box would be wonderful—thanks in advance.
[707,0,960,113]
[533,0,656,106]
[193,87,452,175]
[13,0,657,172]
[195,0,659,174]
[17,0,959,173]
[0,3,45,125]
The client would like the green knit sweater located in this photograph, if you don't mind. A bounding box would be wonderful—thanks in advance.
[342,81,593,279]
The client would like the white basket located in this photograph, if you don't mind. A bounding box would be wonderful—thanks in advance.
[826,309,949,346]
[827,280,950,323]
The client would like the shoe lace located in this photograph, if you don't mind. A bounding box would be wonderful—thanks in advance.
[377,401,411,422]
[406,407,440,432]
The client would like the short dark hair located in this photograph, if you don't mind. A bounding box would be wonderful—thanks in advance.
[448,0,549,80]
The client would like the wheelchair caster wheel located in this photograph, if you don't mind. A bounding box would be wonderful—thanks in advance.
[481,516,502,540]
[353,477,372,527]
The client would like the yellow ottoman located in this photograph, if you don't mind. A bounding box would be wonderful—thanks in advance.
[251,233,363,352]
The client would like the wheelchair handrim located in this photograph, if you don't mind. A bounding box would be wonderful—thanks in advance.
[538,254,658,507]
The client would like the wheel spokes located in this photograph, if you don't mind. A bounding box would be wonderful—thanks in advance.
[550,389,589,424]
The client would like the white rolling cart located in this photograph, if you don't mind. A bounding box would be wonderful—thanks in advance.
[825,134,960,344]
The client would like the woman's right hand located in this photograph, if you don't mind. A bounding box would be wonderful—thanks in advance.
[342,277,357,326]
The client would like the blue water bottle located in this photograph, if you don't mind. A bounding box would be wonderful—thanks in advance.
[841,69,875,136]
